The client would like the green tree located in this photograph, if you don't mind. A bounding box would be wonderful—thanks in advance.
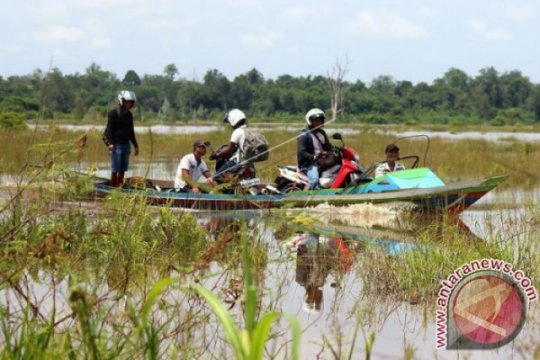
[203,69,230,110]
[42,68,74,114]
[499,70,531,108]
[163,63,178,80]
[81,63,119,108]
[123,70,142,86]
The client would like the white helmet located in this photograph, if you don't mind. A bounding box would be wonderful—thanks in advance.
[118,90,137,105]
[305,108,325,126]
[223,109,246,127]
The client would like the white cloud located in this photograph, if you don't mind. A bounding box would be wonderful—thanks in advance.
[468,19,511,41]
[280,5,322,25]
[501,3,537,22]
[33,21,113,48]
[34,26,86,44]
[0,45,23,55]
[345,9,429,40]
[90,37,112,49]
[24,1,70,21]
[72,0,135,9]
[241,31,283,51]
[225,0,264,11]
[143,18,199,31]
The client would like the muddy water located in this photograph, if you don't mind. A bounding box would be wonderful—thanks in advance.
[1,194,538,358]
[196,202,538,359]
[1,148,539,358]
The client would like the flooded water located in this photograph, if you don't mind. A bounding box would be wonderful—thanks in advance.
[29,123,540,141]
[2,192,537,358]
[2,131,539,358]
[192,206,539,359]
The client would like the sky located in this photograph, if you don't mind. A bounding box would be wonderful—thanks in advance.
[1,0,539,85]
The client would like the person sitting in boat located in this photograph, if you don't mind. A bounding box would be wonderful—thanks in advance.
[209,109,247,175]
[297,108,333,190]
[174,140,217,193]
[375,143,406,178]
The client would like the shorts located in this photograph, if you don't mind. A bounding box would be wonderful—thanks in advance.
[110,143,131,172]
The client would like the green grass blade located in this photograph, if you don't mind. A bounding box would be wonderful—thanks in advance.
[250,312,279,360]
[323,334,340,360]
[193,283,245,360]
[347,319,361,360]
[284,314,301,360]
[140,278,174,321]
[242,224,256,335]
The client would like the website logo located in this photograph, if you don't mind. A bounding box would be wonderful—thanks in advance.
[436,259,537,350]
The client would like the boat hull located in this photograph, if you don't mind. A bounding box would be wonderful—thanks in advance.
[93,175,507,215]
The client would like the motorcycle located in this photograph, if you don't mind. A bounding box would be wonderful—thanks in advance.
[274,133,366,192]
[210,144,279,195]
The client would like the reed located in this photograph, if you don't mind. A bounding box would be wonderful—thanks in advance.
[194,223,301,360]
[1,126,537,190]
[358,213,540,303]
[0,128,539,358]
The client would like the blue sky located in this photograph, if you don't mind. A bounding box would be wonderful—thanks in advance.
[1,0,539,84]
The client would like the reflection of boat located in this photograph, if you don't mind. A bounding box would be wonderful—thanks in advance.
[90,169,507,215]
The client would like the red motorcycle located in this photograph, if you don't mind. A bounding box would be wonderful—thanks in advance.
[318,133,365,188]
[275,133,367,192]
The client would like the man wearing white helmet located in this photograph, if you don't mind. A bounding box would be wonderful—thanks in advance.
[210,108,248,174]
[103,90,139,187]
[297,108,332,190]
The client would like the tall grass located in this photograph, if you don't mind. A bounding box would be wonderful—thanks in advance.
[0,129,539,358]
[1,126,537,188]
[194,223,301,360]
[358,214,540,303]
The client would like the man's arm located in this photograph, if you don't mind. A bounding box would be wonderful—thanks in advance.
[105,110,115,151]
[203,170,217,186]
[212,142,237,159]
[129,115,139,156]
[297,133,314,166]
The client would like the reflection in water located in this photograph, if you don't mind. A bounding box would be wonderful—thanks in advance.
[1,200,535,359]
[293,233,355,314]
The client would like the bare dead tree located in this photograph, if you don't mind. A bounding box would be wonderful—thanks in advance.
[326,56,351,121]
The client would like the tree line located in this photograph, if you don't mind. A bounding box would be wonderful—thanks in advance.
[1,62,540,128]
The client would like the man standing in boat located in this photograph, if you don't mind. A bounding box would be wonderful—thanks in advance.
[375,143,406,178]
[297,108,333,190]
[104,90,139,187]
[174,140,217,193]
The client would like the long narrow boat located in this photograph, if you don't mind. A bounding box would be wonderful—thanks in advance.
[92,168,507,215]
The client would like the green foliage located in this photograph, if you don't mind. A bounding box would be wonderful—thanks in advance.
[1,64,540,123]
[0,111,26,129]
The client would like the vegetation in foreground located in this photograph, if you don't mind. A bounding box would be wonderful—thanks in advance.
[0,133,539,358]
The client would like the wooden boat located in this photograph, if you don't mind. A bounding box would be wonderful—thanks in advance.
[91,168,507,215]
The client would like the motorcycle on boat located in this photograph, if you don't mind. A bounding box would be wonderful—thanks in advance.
[210,144,279,195]
[274,133,367,193]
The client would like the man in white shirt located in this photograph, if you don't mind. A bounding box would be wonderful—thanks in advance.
[375,144,406,178]
[209,108,247,174]
[175,140,217,193]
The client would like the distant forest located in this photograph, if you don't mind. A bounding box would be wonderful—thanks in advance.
[1,62,540,127]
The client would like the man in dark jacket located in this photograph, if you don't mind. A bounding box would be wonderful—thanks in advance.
[104,90,139,187]
[297,108,332,190]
